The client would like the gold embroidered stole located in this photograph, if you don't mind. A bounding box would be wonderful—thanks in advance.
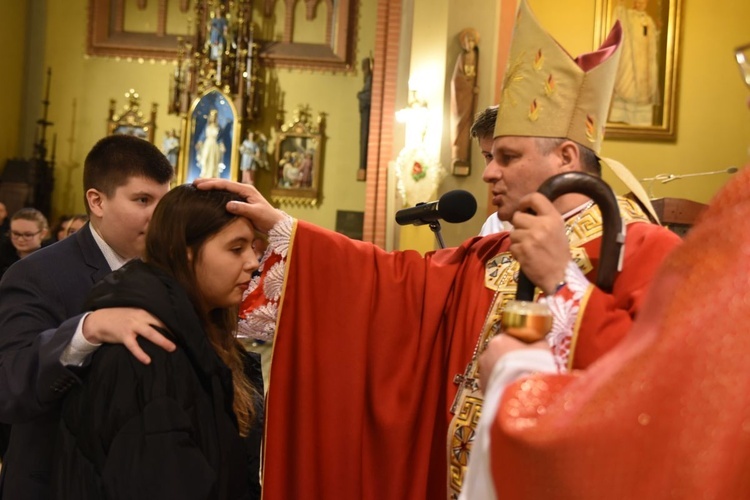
[446,197,650,499]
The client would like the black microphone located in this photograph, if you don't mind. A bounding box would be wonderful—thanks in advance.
[395,190,477,226]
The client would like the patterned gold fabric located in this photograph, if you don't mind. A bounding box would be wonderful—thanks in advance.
[447,197,651,499]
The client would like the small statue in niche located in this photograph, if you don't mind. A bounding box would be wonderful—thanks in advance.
[207,7,228,61]
[196,109,225,178]
[356,57,373,181]
[161,129,180,170]
[239,131,270,185]
[450,28,480,176]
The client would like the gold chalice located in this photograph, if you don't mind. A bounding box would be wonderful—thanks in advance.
[501,300,552,343]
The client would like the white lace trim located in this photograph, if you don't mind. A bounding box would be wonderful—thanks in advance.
[540,261,591,372]
[267,212,293,258]
[236,213,293,343]
[246,273,262,296]
[263,261,285,301]
[563,261,591,296]
[238,302,279,342]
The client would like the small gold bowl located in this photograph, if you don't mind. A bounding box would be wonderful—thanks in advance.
[501,300,553,343]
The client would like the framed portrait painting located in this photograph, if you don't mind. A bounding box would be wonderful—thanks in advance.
[178,89,240,184]
[270,106,326,206]
[595,0,683,140]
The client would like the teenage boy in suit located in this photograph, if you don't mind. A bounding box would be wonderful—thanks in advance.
[0,135,176,499]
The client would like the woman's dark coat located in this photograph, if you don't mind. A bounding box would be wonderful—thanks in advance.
[53,260,263,499]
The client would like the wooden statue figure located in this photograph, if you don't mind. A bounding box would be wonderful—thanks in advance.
[357,57,373,181]
[450,28,480,176]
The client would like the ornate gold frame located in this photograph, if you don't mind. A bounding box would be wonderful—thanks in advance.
[258,0,357,70]
[594,0,682,140]
[87,0,188,59]
[270,106,326,206]
[88,0,358,71]
[107,89,157,143]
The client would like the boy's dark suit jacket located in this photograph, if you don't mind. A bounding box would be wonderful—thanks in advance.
[0,224,111,499]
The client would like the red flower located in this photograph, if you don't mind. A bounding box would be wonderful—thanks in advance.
[411,161,426,181]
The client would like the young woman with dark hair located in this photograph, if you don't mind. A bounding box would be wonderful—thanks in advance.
[54,185,263,499]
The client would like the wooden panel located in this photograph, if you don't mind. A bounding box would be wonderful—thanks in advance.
[87,0,189,59]
[651,197,707,226]
[0,182,32,217]
[259,0,357,70]
[651,197,707,237]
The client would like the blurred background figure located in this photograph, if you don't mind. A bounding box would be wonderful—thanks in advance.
[240,130,260,185]
[161,129,180,170]
[0,208,49,279]
[63,214,89,238]
[0,202,8,238]
[45,214,72,246]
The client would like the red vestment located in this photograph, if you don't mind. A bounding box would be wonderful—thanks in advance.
[490,168,750,498]
[258,206,679,499]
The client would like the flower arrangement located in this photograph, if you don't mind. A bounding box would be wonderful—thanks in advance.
[394,144,446,208]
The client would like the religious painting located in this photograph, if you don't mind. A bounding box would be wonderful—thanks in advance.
[595,0,682,140]
[178,89,240,184]
[270,106,326,206]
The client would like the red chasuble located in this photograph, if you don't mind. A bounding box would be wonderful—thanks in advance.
[565,200,683,369]
[262,222,506,500]
[259,206,679,499]
[489,167,750,498]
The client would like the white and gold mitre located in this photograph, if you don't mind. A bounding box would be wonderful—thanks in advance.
[494,0,623,154]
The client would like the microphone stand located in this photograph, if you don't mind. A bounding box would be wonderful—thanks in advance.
[428,220,446,249]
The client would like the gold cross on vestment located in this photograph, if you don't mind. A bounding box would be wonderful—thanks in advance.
[451,370,479,414]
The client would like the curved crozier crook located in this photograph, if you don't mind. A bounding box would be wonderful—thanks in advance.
[515,172,624,301]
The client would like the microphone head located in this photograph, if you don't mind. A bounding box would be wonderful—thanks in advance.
[727,167,739,174]
[437,190,477,223]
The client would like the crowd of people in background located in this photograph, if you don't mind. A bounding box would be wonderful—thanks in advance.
[0,206,88,280]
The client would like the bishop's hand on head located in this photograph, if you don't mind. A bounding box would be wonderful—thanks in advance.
[193,178,285,234]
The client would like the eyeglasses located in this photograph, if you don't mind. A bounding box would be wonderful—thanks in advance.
[10,230,42,240]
